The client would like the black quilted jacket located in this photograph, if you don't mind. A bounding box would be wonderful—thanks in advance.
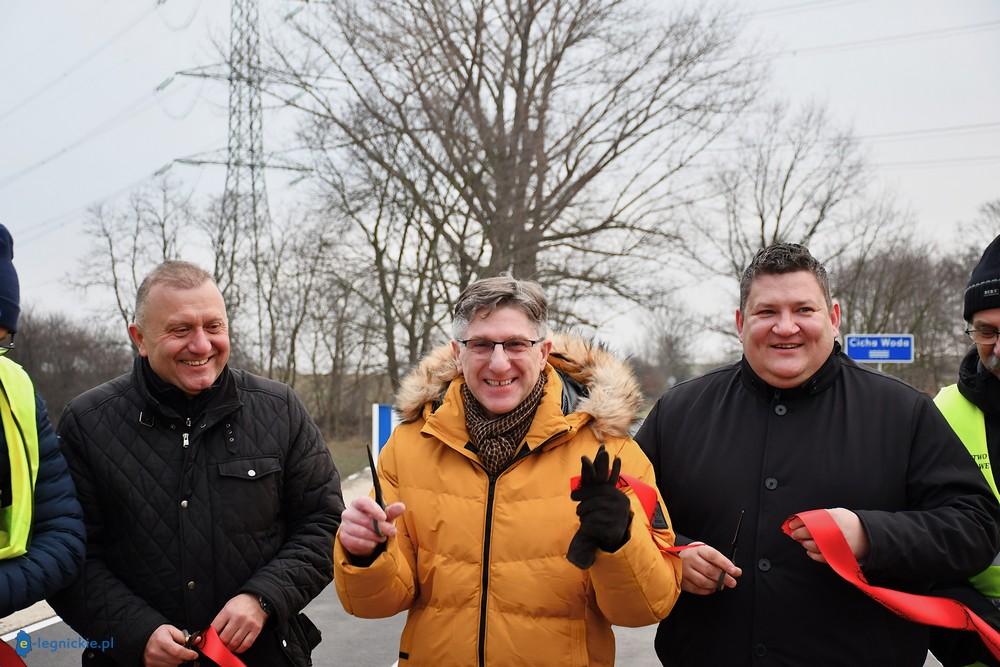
[50,358,344,666]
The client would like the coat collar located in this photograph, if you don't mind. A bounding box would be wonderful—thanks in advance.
[132,356,241,425]
[957,345,1000,416]
[739,341,844,400]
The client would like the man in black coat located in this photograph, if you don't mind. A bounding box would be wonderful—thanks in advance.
[636,242,1000,666]
[50,260,344,667]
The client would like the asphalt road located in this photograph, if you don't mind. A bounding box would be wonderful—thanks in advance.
[3,585,662,666]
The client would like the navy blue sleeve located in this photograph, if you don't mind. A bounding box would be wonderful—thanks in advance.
[0,393,85,616]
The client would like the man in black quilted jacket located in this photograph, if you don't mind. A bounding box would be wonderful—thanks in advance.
[50,260,344,667]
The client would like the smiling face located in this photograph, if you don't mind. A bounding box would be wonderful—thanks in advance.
[451,306,552,418]
[736,270,841,389]
[128,280,230,396]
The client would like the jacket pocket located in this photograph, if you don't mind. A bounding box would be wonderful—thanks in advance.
[281,612,322,666]
[216,455,282,532]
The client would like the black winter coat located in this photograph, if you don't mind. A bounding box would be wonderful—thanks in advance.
[0,393,85,615]
[636,347,1000,667]
[50,359,344,666]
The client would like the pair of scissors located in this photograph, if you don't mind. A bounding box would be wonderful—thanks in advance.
[365,445,386,537]
[716,509,745,592]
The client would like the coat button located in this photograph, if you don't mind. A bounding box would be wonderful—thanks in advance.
[758,558,771,572]
[187,580,196,590]
[248,469,256,477]
[774,404,787,416]
[764,477,778,490]
[180,500,189,508]
[754,643,767,657]
[281,639,288,648]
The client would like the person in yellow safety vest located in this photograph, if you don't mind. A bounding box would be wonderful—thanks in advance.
[931,234,1000,667]
[0,223,85,617]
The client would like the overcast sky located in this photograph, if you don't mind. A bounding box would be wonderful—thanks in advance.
[1,0,998,327]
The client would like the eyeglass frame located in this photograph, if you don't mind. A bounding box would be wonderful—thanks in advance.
[0,332,15,350]
[456,338,543,357]
[965,326,1000,345]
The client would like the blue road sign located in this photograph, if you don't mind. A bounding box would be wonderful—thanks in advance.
[371,403,400,460]
[844,333,914,363]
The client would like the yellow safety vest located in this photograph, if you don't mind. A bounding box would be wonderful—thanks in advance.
[935,384,1000,598]
[0,355,38,559]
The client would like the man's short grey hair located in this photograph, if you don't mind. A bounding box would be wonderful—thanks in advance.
[452,276,549,339]
[739,243,833,311]
[134,261,216,326]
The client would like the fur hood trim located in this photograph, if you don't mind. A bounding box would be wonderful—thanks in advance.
[394,333,642,439]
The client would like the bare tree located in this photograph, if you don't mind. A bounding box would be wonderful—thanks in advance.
[74,176,192,329]
[677,102,900,284]
[12,310,132,423]
[269,0,757,336]
[630,296,698,398]
[832,237,971,392]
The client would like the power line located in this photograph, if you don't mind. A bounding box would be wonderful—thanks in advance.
[0,3,159,122]
[15,147,217,247]
[773,19,1000,56]
[748,0,863,19]
[857,121,1000,142]
[703,120,1000,154]
[875,155,1000,169]
[0,84,181,192]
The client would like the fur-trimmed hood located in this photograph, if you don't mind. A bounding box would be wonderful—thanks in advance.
[395,333,643,440]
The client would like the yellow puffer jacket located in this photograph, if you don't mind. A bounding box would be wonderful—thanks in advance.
[334,335,682,666]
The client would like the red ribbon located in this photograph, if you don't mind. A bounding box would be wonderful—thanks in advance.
[194,626,248,667]
[783,508,1000,661]
[0,640,26,667]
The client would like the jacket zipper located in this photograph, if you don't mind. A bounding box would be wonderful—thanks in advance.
[475,429,569,667]
[478,472,498,667]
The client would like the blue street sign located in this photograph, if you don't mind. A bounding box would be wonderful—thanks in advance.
[371,403,400,460]
[844,333,914,364]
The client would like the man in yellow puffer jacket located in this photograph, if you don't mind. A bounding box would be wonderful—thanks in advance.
[335,276,682,666]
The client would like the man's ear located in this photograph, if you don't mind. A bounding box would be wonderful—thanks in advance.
[539,338,553,367]
[451,338,462,361]
[128,323,147,357]
[735,308,745,342]
[830,302,842,337]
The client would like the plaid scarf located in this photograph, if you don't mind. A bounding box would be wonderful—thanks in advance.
[462,372,548,477]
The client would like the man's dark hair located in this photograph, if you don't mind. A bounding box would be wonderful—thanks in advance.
[739,243,832,311]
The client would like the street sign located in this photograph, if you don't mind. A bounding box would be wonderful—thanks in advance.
[371,403,400,460]
[844,333,914,364]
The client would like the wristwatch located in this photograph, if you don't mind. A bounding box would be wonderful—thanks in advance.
[257,595,272,617]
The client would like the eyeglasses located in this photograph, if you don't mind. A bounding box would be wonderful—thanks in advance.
[966,326,1000,345]
[457,338,542,358]
[0,332,15,351]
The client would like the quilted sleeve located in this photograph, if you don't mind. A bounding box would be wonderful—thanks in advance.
[334,433,418,617]
[0,393,85,617]
[588,437,682,627]
[238,385,345,625]
[48,404,169,666]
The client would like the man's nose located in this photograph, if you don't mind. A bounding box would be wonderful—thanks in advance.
[187,328,212,353]
[488,344,512,371]
[772,312,799,335]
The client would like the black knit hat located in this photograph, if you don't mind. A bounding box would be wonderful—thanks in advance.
[0,225,19,333]
[965,234,1000,322]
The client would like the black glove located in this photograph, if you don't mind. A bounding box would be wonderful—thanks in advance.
[566,445,632,569]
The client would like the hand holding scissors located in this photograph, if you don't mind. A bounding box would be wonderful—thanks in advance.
[338,447,405,557]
